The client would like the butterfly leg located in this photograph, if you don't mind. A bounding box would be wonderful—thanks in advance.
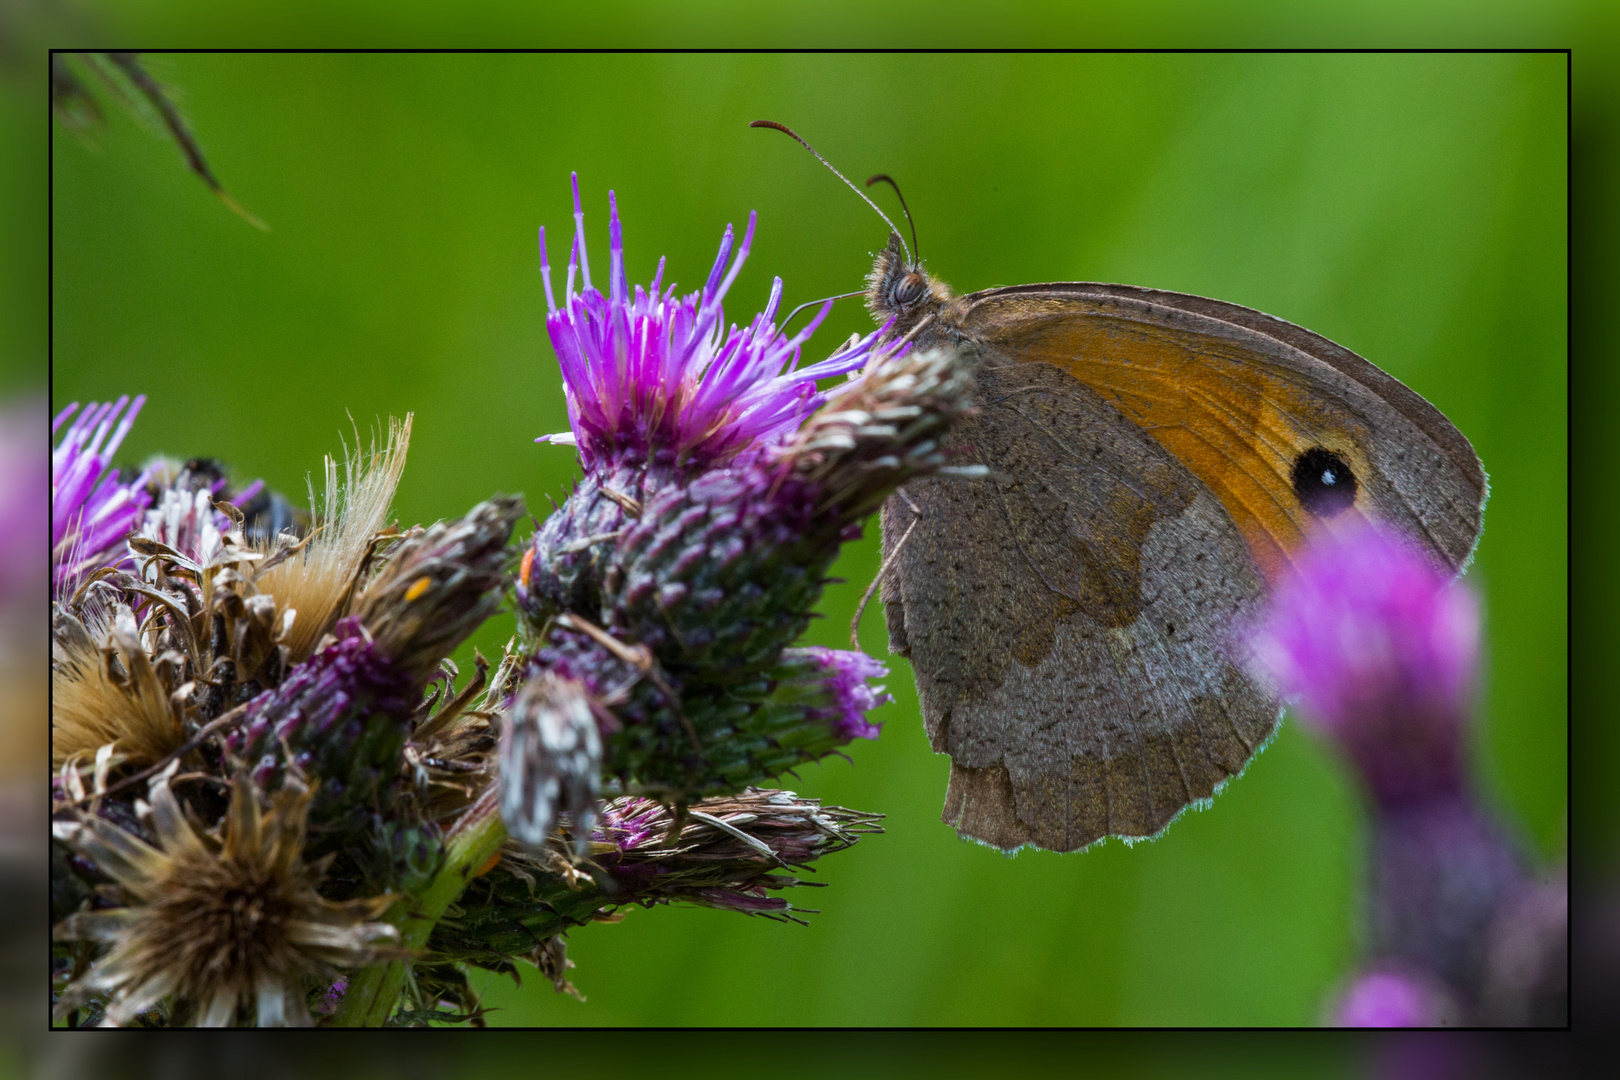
[851,489,922,649]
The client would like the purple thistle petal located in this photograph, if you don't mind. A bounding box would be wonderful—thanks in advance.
[798,646,890,741]
[538,181,885,472]
[571,172,591,294]
[51,396,153,597]
[539,226,557,314]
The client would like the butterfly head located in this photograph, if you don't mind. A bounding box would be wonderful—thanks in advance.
[866,232,955,338]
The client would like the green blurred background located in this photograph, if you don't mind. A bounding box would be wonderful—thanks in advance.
[49,53,1564,1027]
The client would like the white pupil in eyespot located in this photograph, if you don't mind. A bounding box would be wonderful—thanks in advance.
[1322,470,1337,485]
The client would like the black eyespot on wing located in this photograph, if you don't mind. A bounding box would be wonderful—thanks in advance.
[1291,447,1357,517]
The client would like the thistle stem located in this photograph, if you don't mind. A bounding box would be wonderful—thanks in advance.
[328,790,507,1027]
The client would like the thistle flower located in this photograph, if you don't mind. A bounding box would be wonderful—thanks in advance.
[1246,521,1478,809]
[1248,522,1560,1025]
[53,767,399,1027]
[772,646,890,742]
[537,173,879,474]
[52,397,152,598]
[518,179,887,629]
[512,180,974,811]
[435,787,883,969]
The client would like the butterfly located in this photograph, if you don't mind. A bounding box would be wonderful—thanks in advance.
[752,121,1486,854]
[866,233,1486,853]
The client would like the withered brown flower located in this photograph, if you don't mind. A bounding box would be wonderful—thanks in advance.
[53,766,399,1026]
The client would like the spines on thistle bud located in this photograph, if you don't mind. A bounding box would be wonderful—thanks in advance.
[600,466,828,681]
[438,788,883,972]
[776,344,980,524]
[353,495,525,684]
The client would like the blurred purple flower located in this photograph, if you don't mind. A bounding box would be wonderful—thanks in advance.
[51,397,151,598]
[1247,521,1479,808]
[1250,522,1565,1027]
[537,173,881,472]
[0,400,48,606]
[1335,969,1454,1027]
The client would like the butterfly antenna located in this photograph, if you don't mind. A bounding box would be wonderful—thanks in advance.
[780,289,866,336]
[751,119,913,263]
[865,174,919,263]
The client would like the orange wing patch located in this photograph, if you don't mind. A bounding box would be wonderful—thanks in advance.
[991,311,1375,582]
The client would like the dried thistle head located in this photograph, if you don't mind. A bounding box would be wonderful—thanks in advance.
[123,531,293,725]
[53,767,399,1027]
[51,601,185,769]
[255,414,412,662]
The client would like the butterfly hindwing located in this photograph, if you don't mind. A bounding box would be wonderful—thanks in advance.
[881,343,1277,852]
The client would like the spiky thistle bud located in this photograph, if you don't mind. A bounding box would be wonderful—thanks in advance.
[601,467,826,679]
[230,497,522,879]
[352,494,524,685]
[435,788,883,972]
[776,343,980,524]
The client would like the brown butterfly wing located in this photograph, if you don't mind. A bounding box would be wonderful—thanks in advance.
[881,345,1277,852]
[882,284,1485,852]
[953,284,1487,579]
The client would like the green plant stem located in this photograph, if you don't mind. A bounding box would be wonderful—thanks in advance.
[328,791,506,1027]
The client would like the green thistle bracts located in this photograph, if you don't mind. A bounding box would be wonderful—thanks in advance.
[602,468,835,681]
[431,790,883,970]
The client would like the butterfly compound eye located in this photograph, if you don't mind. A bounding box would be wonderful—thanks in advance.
[892,273,926,308]
[1291,446,1358,517]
